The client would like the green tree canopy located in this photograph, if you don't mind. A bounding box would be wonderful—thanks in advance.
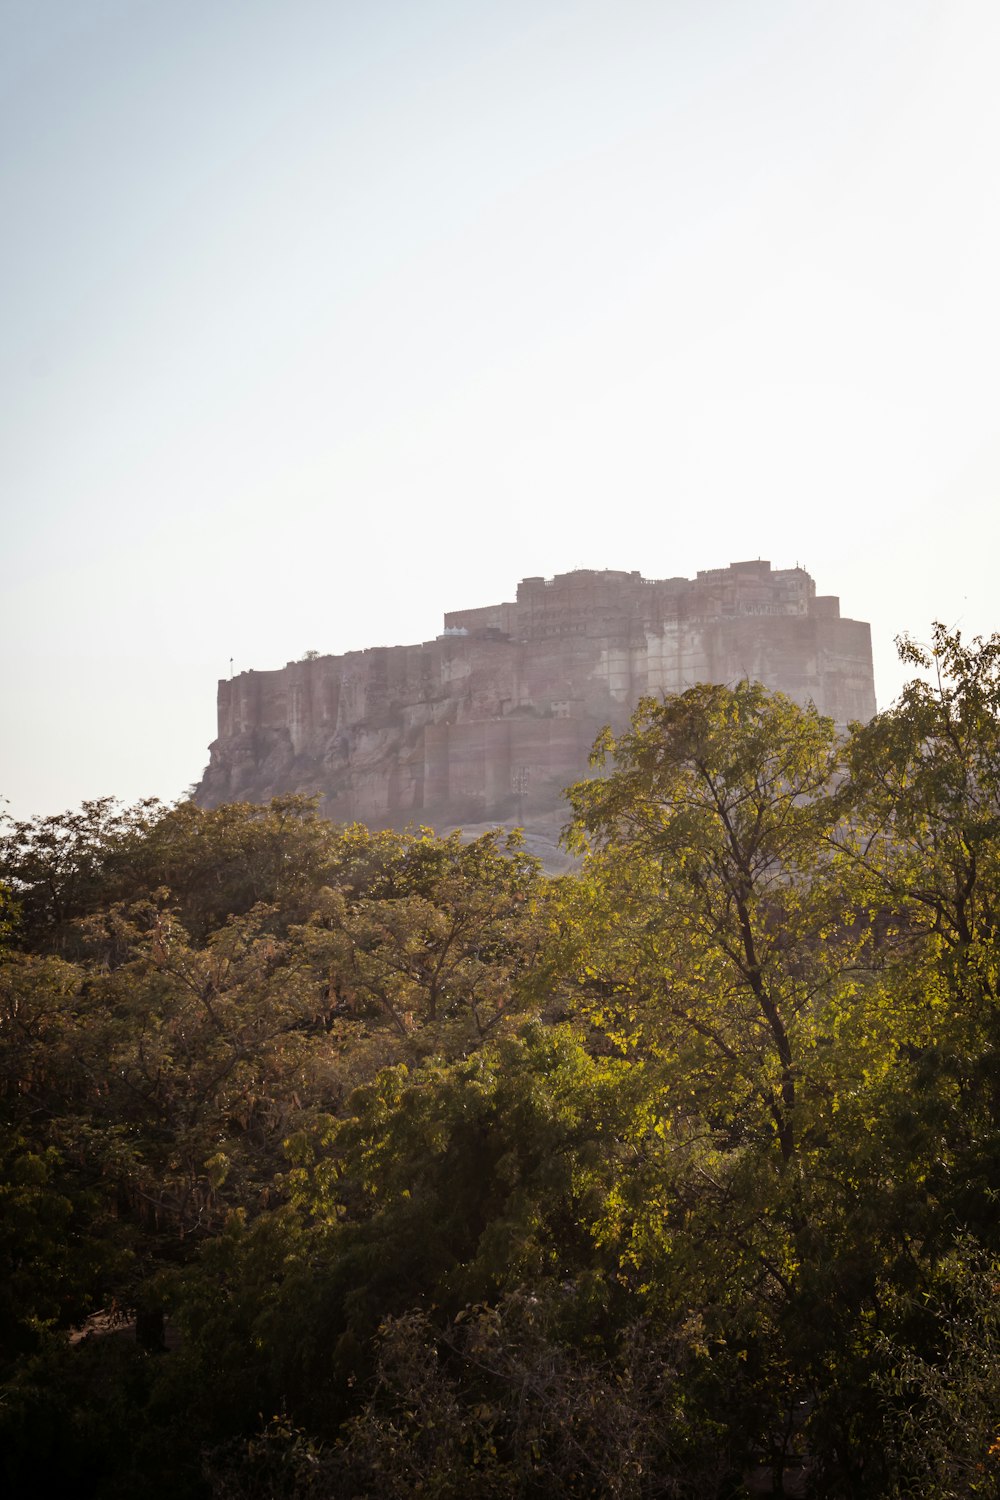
[564,681,854,1168]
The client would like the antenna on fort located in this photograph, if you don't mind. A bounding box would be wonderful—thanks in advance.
[229,657,233,679]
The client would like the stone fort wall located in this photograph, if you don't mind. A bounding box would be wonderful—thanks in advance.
[194,560,876,837]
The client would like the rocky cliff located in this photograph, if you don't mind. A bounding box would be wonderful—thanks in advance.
[194,561,876,859]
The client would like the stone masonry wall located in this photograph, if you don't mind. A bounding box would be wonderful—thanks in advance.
[194,561,877,849]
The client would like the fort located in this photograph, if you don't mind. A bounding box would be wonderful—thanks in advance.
[194,560,876,856]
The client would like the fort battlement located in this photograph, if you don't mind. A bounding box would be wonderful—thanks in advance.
[194,562,876,848]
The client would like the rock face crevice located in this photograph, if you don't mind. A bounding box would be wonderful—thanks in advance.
[194,561,876,847]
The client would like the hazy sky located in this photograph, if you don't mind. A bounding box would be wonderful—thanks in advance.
[3,0,999,821]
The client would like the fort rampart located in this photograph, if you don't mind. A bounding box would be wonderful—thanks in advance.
[194,561,876,843]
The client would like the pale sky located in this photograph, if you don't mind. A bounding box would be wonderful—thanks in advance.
[3,0,999,821]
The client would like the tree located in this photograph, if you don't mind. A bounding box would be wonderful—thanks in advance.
[874,1238,1000,1499]
[564,682,854,1169]
[0,793,390,958]
[844,622,1000,989]
[0,797,162,952]
[561,683,973,1490]
[298,828,544,1044]
[836,624,1000,1275]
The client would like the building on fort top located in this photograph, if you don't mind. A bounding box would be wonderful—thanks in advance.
[194,560,876,857]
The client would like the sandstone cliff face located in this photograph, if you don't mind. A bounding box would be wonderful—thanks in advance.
[194,561,876,853]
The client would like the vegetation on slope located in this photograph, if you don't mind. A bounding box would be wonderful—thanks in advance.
[2,625,1000,1498]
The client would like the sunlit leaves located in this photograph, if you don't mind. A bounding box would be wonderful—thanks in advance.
[563,682,861,1168]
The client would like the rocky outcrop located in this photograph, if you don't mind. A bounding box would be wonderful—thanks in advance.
[194,561,876,846]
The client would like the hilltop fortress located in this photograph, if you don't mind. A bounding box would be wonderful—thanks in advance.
[194,561,876,851]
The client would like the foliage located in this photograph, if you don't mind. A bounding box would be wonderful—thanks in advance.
[207,1298,732,1500]
[5,631,1000,1495]
[845,623,1000,959]
[295,826,543,1040]
[875,1239,1000,1498]
[564,682,855,1166]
